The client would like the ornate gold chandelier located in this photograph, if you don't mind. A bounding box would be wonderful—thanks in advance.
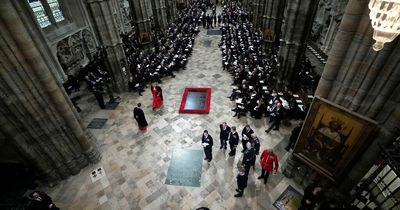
[368,0,400,51]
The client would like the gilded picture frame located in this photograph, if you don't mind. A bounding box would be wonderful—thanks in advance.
[293,97,377,181]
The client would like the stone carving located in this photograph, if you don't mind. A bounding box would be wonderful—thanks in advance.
[56,29,96,74]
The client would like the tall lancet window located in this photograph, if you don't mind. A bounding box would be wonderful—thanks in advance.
[47,0,64,22]
[28,0,51,28]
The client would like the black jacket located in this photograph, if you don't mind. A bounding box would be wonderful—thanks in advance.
[228,131,239,145]
[237,172,248,190]
[202,134,213,149]
[219,124,231,140]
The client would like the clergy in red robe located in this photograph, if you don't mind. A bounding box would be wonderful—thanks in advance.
[151,84,163,110]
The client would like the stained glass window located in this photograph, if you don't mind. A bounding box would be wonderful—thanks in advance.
[47,0,64,22]
[28,0,51,28]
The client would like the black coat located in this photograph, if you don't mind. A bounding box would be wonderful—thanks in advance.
[229,131,239,146]
[237,172,248,190]
[241,127,254,140]
[133,107,148,126]
[243,148,256,166]
[202,134,213,150]
[28,192,56,210]
[250,137,260,155]
[219,124,231,140]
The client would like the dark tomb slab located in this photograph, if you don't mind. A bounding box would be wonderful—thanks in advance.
[273,185,302,210]
[104,101,120,110]
[207,29,221,35]
[87,118,108,129]
[179,87,211,114]
[165,148,203,187]
[203,40,212,48]
[184,91,207,110]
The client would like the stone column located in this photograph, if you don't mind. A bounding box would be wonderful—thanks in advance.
[0,1,100,185]
[128,0,152,42]
[165,0,177,23]
[277,0,319,86]
[151,0,169,30]
[314,0,400,191]
[261,0,286,44]
[321,15,340,54]
[87,0,128,93]
[251,0,265,28]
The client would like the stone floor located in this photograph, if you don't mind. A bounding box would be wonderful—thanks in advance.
[38,20,304,210]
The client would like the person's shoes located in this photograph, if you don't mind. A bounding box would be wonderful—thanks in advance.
[234,194,243,197]
[235,189,240,192]
[204,157,208,160]
[285,147,290,152]
[208,159,212,162]
[273,128,279,131]
[264,180,268,184]
[233,114,237,117]
[265,130,270,133]
[257,176,264,180]
[139,93,143,96]
[241,149,245,153]
[224,146,227,150]
[220,146,223,149]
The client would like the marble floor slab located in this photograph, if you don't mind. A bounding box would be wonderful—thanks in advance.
[37,10,304,210]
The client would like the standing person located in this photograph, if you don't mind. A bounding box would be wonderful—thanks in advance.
[133,103,148,131]
[219,122,231,149]
[241,125,254,152]
[202,130,213,162]
[258,149,279,184]
[242,142,256,175]
[250,133,260,168]
[285,121,303,151]
[228,126,239,156]
[28,190,59,210]
[299,184,325,210]
[151,83,163,110]
[234,167,248,197]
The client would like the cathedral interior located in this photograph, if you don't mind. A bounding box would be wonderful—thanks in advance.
[0,0,399,209]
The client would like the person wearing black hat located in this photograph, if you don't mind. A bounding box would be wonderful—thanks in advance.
[202,130,213,162]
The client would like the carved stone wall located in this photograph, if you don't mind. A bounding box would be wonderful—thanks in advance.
[56,29,96,76]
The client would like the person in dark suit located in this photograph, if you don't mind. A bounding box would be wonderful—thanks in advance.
[133,103,148,131]
[285,121,303,151]
[228,126,239,156]
[28,191,58,210]
[241,125,254,152]
[202,130,213,162]
[234,167,248,197]
[242,142,256,175]
[219,122,231,149]
[265,102,285,133]
[299,184,325,210]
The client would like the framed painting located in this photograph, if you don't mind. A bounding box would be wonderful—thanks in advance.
[293,97,377,181]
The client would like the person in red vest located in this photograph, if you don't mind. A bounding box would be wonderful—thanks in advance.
[258,148,279,184]
[151,83,163,110]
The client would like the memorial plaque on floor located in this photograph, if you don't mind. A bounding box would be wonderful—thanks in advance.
[87,118,107,129]
[165,148,203,187]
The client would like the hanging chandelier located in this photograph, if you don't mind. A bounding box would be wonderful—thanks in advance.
[368,0,400,51]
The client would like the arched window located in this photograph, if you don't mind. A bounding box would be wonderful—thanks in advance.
[28,0,51,28]
[27,0,65,28]
[47,0,64,22]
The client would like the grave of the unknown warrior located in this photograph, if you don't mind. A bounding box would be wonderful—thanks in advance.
[165,148,203,187]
